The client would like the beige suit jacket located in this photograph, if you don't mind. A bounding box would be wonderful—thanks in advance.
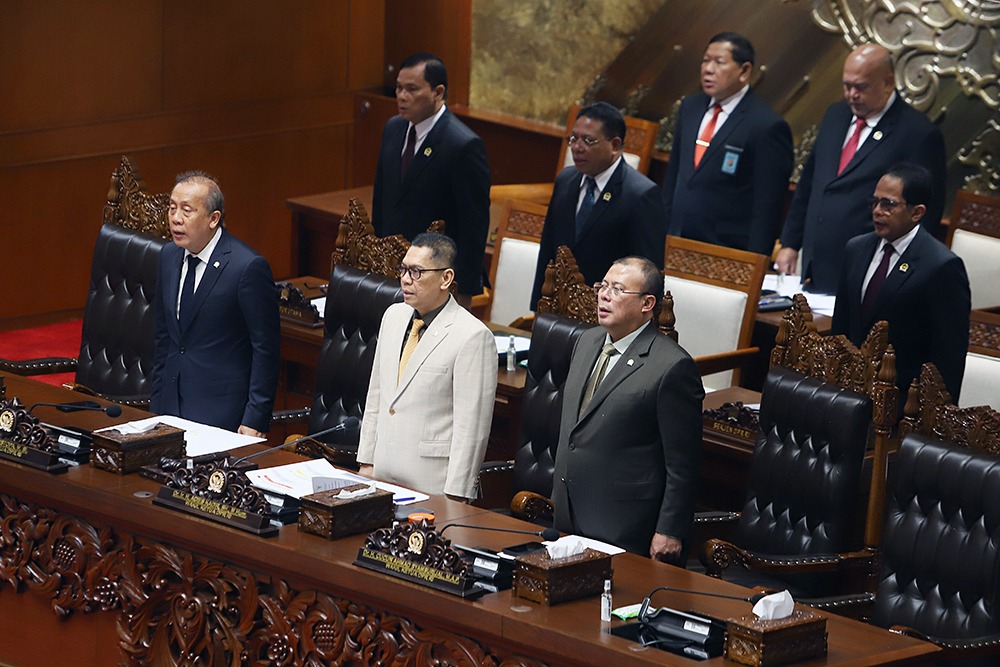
[358,296,498,498]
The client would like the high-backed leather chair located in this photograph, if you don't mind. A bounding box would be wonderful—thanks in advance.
[962,309,1000,409]
[945,189,1000,310]
[0,156,169,407]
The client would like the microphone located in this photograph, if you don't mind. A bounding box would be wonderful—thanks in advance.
[29,400,123,418]
[439,523,560,542]
[642,584,766,608]
[230,416,360,466]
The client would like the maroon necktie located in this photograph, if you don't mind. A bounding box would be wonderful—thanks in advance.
[401,125,417,179]
[838,118,866,175]
[862,243,894,321]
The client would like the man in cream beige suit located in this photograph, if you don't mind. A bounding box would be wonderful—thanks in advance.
[358,233,497,500]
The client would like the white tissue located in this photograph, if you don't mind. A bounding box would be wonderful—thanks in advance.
[545,536,589,559]
[752,590,794,620]
[336,483,376,499]
[105,421,161,435]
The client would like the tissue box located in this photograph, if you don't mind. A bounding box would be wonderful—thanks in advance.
[511,548,611,605]
[298,484,394,539]
[90,423,185,474]
[724,608,827,667]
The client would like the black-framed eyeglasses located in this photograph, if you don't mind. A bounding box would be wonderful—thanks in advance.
[567,133,604,148]
[868,196,908,213]
[593,282,649,299]
[395,264,450,281]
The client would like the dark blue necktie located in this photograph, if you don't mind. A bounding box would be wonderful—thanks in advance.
[179,255,200,327]
[576,177,597,239]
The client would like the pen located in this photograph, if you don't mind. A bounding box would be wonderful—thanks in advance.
[394,496,416,503]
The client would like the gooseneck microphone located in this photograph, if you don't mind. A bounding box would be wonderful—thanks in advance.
[29,400,123,419]
[230,416,360,466]
[439,523,561,542]
[643,584,766,607]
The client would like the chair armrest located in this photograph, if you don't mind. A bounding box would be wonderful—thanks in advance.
[693,510,741,525]
[271,407,311,424]
[0,356,77,376]
[479,460,514,475]
[796,592,875,618]
[694,347,760,377]
[57,383,150,409]
[890,627,1000,659]
[701,538,878,578]
[510,490,554,523]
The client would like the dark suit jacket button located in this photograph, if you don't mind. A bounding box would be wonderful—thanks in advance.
[568,443,575,450]
[179,348,185,354]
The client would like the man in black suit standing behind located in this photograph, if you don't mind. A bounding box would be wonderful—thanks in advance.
[777,44,946,294]
[832,163,969,403]
[372,53,491,307]
[552,257,704,561]
[531,102,665,308]
[662,32,793,256]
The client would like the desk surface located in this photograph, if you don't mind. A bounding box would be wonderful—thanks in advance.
[0,374,936,666]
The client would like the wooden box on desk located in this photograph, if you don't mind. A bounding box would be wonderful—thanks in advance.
[298,484,394,539]
[725,608,827,667]
[512,548,611,605]
[90,424,185,474]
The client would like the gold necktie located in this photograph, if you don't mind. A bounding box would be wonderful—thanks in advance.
[398,318,425,383]
[579,343,618,415]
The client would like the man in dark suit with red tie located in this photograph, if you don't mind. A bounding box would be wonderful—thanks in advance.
[777,44,947,294]
[831,163,969,403]
[371,53,491,307]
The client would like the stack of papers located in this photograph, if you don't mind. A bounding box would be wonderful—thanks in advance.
[761,275,836,317]
[245,459,429,504]
[94,415,264,457]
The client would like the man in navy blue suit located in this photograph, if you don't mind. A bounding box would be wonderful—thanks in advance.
[151,172,280,436]
[662,32,793,256]
[372,53,491,308]
[777,44,946,294]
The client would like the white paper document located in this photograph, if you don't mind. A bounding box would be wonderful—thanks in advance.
[245,458,429,504]
[494,335,531,354]
[93,415,264,457]
[761,274,837,317]
[310,296,326,317]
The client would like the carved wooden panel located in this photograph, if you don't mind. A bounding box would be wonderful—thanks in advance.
[664,248,755,290]
[0,491,548,667]
[901,363,1000,456]
[535,245,597,325]
[969,312,1000,354]
[951,190,1000,240]
[505,208,546,239]
[101,156,171,240]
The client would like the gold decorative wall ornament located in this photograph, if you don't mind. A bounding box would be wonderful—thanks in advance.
[958,118,1000,192]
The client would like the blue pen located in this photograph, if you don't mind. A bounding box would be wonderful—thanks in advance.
[395,496,416,503]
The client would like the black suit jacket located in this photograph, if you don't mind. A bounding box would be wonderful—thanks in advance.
[372,108,491,295]
[662,89,793,255]
[831,228,969,402]
[150,230,281,432]
[531,160,665,307]
[552,322,704,558]
[780,97,946,294]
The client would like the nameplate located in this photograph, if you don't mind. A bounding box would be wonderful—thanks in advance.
[153,486,278,537]
[354,548,482,599]
[0,436,70,474]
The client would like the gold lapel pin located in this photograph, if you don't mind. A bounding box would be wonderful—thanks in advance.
[873,130,883,141]
[899,263,909,272]
[602,192,612,202]
[423,147,433,157]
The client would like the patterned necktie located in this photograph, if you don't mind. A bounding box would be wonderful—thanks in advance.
[576,177,598,239]
[179,255,200,327]
[838,117,867,175]
[694,103,722,167]
[862,243,894,321]
[579,343,619,415]
[401,125,417,179]
[398,318,425,383]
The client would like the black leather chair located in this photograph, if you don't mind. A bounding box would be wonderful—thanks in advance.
[0,157,169,407]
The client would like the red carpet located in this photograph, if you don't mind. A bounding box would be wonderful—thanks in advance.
[0,320,83,387]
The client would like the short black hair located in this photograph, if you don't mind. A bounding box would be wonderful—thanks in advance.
[708,32,755,66]
[175,170,225,223]
[576,102,626,142]
[412,232,457,268]
[613,256,664,317]
[884,162,933,207]
[399,52,448,97]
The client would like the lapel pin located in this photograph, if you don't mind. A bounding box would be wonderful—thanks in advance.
[602,192,612,202]
[898,263,909,272]
[213,261,220,268]
[873,130,883,141]
[423,147,433,157]
[627,359,634,366]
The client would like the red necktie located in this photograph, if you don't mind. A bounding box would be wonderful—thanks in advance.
[694,103,722,168]
[401,125,416,179]
[838,117,867,175]
[862,243,894,321]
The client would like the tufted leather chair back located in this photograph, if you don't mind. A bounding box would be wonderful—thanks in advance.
[738,366,871,556]
[873,434,1000,642]
[512,311,594,497]
[308,263,402,451]
[76,222,168,403]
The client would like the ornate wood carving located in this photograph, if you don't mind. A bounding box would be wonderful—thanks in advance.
[102,156,171,240]
[505,207,546,238]
[791,125,819,185]
[951,189,1000,240]
[664,247,755,290]
[0,491,549,666]
[901,363,1000,456]
[957,119,1000,194]
[969,310,1000,353]
[331,198,443,279]
[0,397,59,453]
[535,245,598,325]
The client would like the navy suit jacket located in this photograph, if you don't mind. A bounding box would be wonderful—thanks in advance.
[150,230,280,432]
[662,89,793,255]
[372,108,491,296]
[831,228,969,402]
[780,97,946,294]
[531,159,665,307]
[552,322,704,558]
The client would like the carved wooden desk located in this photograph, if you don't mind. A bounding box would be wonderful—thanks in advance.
[0,375,937,666]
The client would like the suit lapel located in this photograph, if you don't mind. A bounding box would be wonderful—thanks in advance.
[577,160,625,241]
[849,235,880,328]
[565,331,604,421]
[181,232,230,335]
[385,120,406,190]
[575,322,655,424]
[837,98,899,179]
[399,110,449,196]
[392,297,456,399]
[695,92,749,172]
[164,246,183,339]
[870,228,923,322]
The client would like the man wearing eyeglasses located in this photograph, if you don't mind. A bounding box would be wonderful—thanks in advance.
[552,257,704,560]
[832,163,969,402]
[358,232,497,500]
[777,44,946,294]
[530,102,665,308]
